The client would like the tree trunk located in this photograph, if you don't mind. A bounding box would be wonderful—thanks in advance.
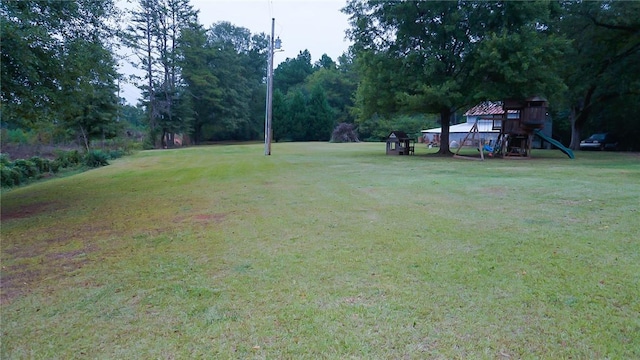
[569,84,597,149]
[193,123,201,144]
[144,6,160,149]
[570,104,593,149]
[569,106,582,149]
[436,107,454,155]
[79,125,90,152]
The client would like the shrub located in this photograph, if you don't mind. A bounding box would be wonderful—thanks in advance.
[107,149,125,160]
[49,160,61,173]
[67,150,82,165]
[5,128,30,144]
[142,138,155,150]
[54,150,82,168]
[1,164,21,187]
[0,157,52,187]
[0,153,11,166]
[53,152,68,168]
[84,150,109,168]
[29,156,51,174]
[330,123,360,143]
[51,159,64,172]
[0,147,116,188]
[12,159,38,179]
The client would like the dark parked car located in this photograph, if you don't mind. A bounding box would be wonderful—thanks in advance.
[579,133,619,151]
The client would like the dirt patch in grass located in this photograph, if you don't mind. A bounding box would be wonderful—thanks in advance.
[0,201,59,221]
[3,227,82,259]
[484,186,508,197]
[0,268,43,305]
[47,247,94,260]
[1,200,87,303]
[1,220,100,305]
[194,213,226,223]
[174,213,227,224]
[1,246,94,305]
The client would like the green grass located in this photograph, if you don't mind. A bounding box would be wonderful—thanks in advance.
[2,142,639,359]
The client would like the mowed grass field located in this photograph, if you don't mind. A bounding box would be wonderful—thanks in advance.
[1,142,639,359]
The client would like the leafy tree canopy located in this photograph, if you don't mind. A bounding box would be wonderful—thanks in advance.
[344,0,569,153]
[1,0,120,144]
[273,49,314,94]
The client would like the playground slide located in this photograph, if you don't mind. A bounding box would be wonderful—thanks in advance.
[533,129,574,159]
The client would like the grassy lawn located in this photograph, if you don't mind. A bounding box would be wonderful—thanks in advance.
[2,142,639,359]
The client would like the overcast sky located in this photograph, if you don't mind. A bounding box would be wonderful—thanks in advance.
[194,0,352,63]
[119,0,352,104]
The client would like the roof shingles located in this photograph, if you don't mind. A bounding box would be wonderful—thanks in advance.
[463,101,506,116]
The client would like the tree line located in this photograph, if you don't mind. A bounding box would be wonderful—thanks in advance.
[2,1,639,151]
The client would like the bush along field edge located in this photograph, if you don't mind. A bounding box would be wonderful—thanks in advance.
[0,149,126,189]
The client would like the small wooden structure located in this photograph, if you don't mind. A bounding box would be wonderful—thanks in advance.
[385,131,415,155]
[499,97,548,158]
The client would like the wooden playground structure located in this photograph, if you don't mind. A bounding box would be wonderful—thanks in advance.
[454,97,574,160]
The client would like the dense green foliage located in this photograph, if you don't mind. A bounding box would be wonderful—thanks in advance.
[1,0,120,147]
[344,0,568,153]
[344,0,639,150]
[123,0,199,148]
[274,50,315,95]
[2,1,638,150]
[179,22,269,143]
[554,1,640,149]
[270,50,358,142]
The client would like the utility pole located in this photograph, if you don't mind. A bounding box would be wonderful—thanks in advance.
[264,18,282,155]
[264,18,275,156]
